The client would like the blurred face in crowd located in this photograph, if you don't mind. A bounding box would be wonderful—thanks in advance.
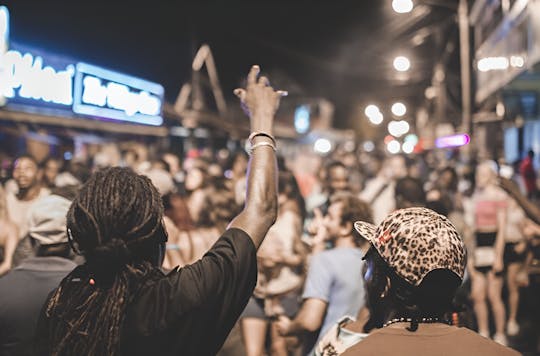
[323,201,349,240]
[185,167,205,192]
[162,153,180,175]
[123,150,138,169]
[476,163,495,189]
[364,157,382,179]
[232,154,248,177]
[438,169,455,190]
[387,156,406,180]
[13,157,40,191]
[44,159,61,186]
[207,163,223,178]
[328,165,349,194]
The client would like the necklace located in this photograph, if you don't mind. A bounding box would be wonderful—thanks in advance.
[383,317,451,328]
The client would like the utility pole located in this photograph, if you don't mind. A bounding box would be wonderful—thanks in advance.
[459,0,472,135]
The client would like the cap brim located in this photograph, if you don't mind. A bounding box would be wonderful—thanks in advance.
[354,221,377,244]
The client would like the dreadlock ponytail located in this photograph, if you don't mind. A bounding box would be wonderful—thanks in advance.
[43,167,165,356]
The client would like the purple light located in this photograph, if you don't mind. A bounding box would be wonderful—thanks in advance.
[435,134,470,148]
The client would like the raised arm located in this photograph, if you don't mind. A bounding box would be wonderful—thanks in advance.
[229,65,286,249]
[499,177,540,225]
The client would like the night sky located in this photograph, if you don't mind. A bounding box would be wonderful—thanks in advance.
[2,0,460,129]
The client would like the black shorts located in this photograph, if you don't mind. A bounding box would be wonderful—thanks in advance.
[504,242,526,265]
[474,231,498,275]
[474,266,504,277]
[241,293,300,320]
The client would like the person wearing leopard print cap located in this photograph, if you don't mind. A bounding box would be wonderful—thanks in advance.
[322,207,518,356]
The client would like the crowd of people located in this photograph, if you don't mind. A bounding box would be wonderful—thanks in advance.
[0,66,537,355]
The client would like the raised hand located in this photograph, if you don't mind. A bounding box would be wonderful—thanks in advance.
[234,65,287,134]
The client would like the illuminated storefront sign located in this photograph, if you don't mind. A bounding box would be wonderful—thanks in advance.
[0,49,75,105]
[0,6,164,126]
[74,63,163,126]
[0,6,9,106]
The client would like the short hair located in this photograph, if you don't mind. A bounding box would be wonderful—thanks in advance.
[325,160,347,175]
[14,155,38,168]
[330,192,373,227]
[395,176,426,208]
[40,156,62,169]
[439,167,458,192]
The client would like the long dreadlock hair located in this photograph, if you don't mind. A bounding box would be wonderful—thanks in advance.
[44,167,167,356]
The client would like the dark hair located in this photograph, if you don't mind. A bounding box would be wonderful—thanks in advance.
[330,193,372,247]
[227,150,249,171]
[438,167,458,192]
[67,161,92,184]
[278,170,306,222]
[44,167,166,356]
[14,154,38,168]
[153,158,171,173]
[331,193,372,226]
[41,156,62,168]
[325,161,347,176]
[395,176,426,209]
[426,199,450,217]
[197,185,240,231]
[363,247,461,333]
[122,149,139,162]
[163,193,195,231]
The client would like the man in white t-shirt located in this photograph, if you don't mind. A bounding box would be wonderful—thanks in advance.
[6,156,50,265]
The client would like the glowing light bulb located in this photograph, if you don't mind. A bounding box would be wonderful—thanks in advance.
[391,102,407,116]
[393,56,411,72]
[392,0,414,13]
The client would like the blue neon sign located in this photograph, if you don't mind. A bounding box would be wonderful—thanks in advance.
[0,6,164,126]
[1,44,75,106]
[0,6,8,54]
[0,6,9,106]
[73,63,163,126]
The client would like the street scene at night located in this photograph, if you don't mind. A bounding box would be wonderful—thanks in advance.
[0,1,539,355]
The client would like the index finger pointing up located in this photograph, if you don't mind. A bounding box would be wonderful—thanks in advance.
[247,65,260,87]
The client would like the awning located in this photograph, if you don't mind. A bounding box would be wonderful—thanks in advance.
[0,107,169,137]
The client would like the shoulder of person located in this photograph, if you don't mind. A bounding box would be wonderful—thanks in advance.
[452,328,521,355]
[279,208,301,221]
[314,248,349,263]
[40,187,51,197]
[309,250,332,266]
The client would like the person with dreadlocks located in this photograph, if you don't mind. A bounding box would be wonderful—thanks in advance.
[34,65,286,356]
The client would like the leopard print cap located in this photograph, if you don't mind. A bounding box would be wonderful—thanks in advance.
[354,207,466,286]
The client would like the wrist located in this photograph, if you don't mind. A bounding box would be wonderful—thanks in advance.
[249,131,276,145]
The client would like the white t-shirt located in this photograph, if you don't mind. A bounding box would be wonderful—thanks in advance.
[6,188,50,239]
[359,177,395,225]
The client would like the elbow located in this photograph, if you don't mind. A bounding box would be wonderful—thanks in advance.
[302,319,321,333]
[242,194,277,233]
[260,196,278,228]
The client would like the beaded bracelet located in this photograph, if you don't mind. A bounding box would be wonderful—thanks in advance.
[247,141,277,156]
